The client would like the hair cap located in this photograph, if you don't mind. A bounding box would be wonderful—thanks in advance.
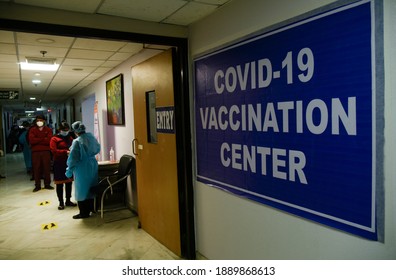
[71,121,86,133]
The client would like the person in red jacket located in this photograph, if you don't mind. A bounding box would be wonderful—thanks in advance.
[50,121,77,209]
[29,115,54,192]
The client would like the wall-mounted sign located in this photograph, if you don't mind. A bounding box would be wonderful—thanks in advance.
[156,106,175,134]
[194,0,381,240]
[0,90,19,99]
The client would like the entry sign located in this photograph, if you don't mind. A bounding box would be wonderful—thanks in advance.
[195,1,378,239]
[156,106,175,134]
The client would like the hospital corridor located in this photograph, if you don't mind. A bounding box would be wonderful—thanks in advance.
[0,152,180,260]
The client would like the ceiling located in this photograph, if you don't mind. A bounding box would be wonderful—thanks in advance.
[0,0,232,116]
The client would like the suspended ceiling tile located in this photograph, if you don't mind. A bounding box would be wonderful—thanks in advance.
[17,45,68,61]
[92,66,113,75]
[62,58,103,67]
[98,0,186,22]
[0,78,19,88]
[68,86,85,95]
[22,77,53,85]
[21,77,54,86]
[119,43,143,53]
[0,61,19,70]
[22,83,47,93]
[76,80,94,87]
[85,72,105,80]
[49,81,81,88]
[0,31,14,43]
[93,66,113,74]
[0,71,19,78]
[164,1,218,25]
[0,43,16,55]
[109,52,133,61]
[73,38,127,51]
[21,71,54,79]
[48,83,77,91]
[0,54,18,63]
[100,60,121,68]
[15,0,103,13]
[57,65,97,74]
[67,49,113,60]
[16,32,74,48]
[51,75,85,82]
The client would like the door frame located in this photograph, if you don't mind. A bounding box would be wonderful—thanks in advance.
[0,18,196,260]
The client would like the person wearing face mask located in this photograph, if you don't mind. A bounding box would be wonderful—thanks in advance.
[29,115,53,192]
[66,121,100,219]
[50,121,77,210]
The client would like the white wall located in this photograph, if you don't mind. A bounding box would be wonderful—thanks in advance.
[189,0,396,259]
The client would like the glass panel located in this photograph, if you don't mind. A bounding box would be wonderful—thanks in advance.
[146,90,157,143]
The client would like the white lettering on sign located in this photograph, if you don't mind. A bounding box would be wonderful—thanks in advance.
[200,97,356,136]
[200,47,361,187]
[156,110,174,131]
[220,142,308,184]
[214,48,314,94]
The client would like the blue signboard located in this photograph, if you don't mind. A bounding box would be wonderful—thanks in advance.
[194,1,378,239]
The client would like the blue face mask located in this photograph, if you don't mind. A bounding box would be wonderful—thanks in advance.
[60,131,69,136]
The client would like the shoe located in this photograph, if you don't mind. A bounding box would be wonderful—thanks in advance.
[33,187,41,192]
[65,201,77,207]
[58,205,65,210]
[72,213,90,219]
[44,185,54,190]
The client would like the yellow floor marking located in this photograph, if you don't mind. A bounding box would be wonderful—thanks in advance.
[38,200,51,206]
[41,222,58,231]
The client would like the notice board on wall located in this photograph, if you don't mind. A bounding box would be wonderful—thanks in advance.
[194,0,383,240]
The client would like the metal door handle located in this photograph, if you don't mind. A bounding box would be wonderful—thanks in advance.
[132,139,138,156]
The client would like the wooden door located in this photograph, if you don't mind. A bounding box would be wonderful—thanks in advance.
[132,49,181,256]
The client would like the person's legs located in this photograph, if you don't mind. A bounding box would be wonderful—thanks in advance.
[56,184,64,210]
[32,152,41,192]
[73,200,91,219]
[86,199,94,213]
[42,151,53,189]
[65,182,77,207]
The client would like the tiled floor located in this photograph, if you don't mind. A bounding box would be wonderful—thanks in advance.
[0,152,181,260]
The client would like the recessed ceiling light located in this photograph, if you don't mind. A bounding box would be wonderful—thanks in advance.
[32,79,41,84]
[20,62,59,71]
[30,97,36,100]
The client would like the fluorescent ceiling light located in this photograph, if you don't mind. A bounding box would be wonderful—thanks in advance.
[25,110,35,113]
[20,62,59,71]
[32,79,41,84]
